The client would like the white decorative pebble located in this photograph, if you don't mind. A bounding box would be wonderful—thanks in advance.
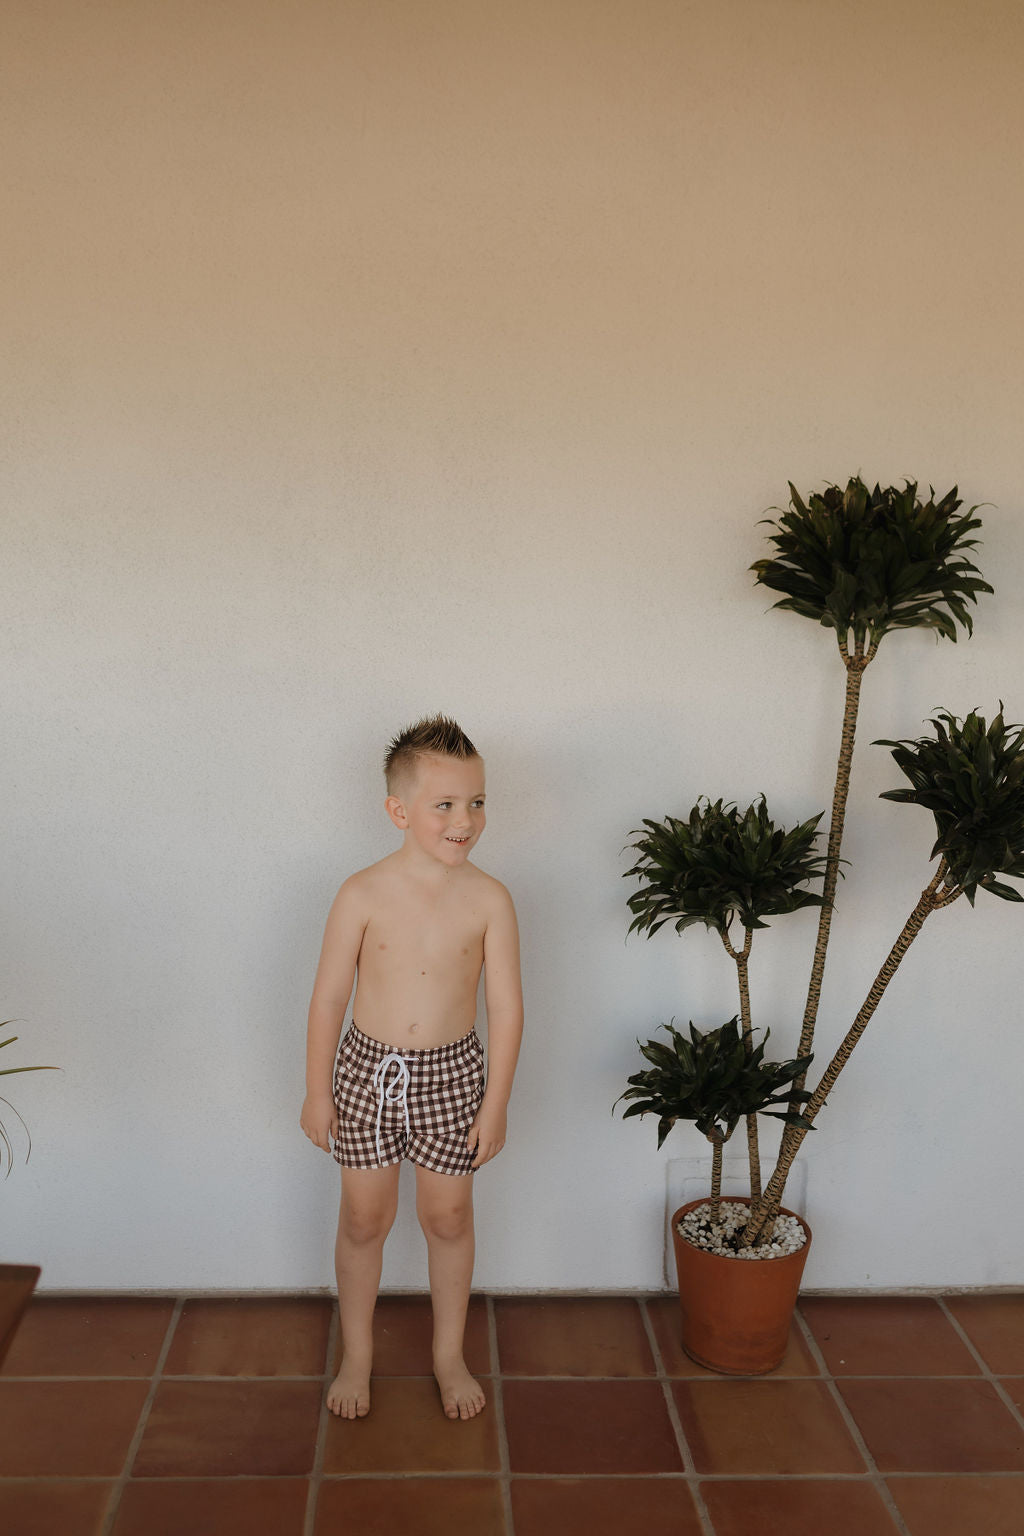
[676,1201,807,1259]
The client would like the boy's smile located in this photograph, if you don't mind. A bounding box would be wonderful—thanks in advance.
[386,754,486,868]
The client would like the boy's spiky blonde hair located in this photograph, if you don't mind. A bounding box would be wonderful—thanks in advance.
[384,714,479,795]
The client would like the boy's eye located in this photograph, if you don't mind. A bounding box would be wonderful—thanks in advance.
[436,802,452,810]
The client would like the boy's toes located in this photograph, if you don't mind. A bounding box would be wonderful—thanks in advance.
[326,1369,371,1419]
[436,1363,486,1420]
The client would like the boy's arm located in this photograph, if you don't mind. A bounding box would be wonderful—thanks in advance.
[469,884,523,1168]
[300,878,366,1153]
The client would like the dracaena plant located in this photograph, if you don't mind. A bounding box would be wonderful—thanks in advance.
[620,479,1010,1253]
[614,1017,812,1223]
[624,798,827,1202]
[751,479,992,1209]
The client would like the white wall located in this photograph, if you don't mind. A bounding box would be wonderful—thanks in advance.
[2,0,1022,1292]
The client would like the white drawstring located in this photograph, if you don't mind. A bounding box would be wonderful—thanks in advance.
[371,1052,411,1162]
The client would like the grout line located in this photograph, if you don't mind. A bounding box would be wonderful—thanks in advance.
[793,1306,912,1536]
[97,1296,184,1536]
[302,1304,337,1536]
[2,1376,1024,1388]
[638,1298,716,1536]
[15,1469,1024,1483]
[487,1295,515,1536]
[937,1297,1024,1436]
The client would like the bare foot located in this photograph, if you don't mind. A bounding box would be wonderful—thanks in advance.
[326,1357,371,1419]
[434,1357,486,1420]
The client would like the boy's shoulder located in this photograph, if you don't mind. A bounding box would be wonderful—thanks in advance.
[334,853,398,899]
[464,863,517,923]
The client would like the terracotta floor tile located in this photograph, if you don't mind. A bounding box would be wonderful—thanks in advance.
[503,1379,682,1474]
[0,1479,113,1535]
[322,1376,499,1473]
[999,1376,1024,1413]
[0,1380,148,1475]
[165,1297,332,1376]
[672,1380,865,1475]
[887,1475,1024,1536]
[111,1477,309,1535]
[946,1295,1024,1373]
[647,1296,819,1377]
[316,1476,506,1535]
[1,1297,175,1377]
[331,1293,490,1377]
[800,1296,979,1376]
[700,1478,899,1535]
[495,1296,655,1376]
[838,1378,1024,1472]
[132,1380,321,1476]
[511,1475,702,1534]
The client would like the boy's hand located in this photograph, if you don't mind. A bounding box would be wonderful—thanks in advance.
[467,1098,507,1169]
[300,1091,338,1153]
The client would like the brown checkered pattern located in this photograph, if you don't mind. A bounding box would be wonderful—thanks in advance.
[332,1021,485,1177]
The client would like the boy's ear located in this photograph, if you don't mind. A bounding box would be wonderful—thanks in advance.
[385,795,408,831]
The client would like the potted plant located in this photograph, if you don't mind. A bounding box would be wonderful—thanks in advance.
[0,1021,58,1368]
[618,479,1023,1372]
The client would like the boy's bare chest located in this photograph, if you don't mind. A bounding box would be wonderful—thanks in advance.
[360,888,486,973]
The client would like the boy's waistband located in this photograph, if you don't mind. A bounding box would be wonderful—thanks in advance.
[345,1019,480,1061]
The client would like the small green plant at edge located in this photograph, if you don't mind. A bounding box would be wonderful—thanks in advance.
[0,1023,59,1178]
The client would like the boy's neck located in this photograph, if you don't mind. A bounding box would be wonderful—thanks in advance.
[395,839,472,880]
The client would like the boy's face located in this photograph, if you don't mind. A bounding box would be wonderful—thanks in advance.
[386,753,486,867]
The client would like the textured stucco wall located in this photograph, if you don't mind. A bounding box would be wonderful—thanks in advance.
[2,0,1023,1291]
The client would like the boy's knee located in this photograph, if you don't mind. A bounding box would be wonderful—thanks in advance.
[417,1199,473,1242]
[341,1202,396,1246]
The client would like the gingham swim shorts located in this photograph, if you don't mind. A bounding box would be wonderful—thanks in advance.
[332,1021,486,1177]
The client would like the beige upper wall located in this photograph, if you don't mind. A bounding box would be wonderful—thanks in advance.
[7,0,1022,473]
[3,0,1022,1289]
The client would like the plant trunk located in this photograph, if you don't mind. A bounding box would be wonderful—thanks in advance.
[790,634,878,1101]
[709,1134,724,1223]
[722,926,760,1203]
[744,863,955,1245]
[774,634,878,1206]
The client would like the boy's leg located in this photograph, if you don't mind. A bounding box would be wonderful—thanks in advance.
[414,1163,485,1420]
[328,1162,401,1419]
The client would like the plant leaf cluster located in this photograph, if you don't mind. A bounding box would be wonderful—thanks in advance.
[615,1017,814,1148]
[751,478,992,646]
[625,796,827,937]
[877,707,1024,904]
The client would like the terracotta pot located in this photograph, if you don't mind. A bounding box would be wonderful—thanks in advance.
[670,1196,811,1375]
[0,1265,41,1370]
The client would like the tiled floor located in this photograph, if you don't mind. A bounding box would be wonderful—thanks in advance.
[1,1292,1023,1535]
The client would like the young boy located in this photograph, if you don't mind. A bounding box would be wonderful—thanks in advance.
[300,715,523,1422]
